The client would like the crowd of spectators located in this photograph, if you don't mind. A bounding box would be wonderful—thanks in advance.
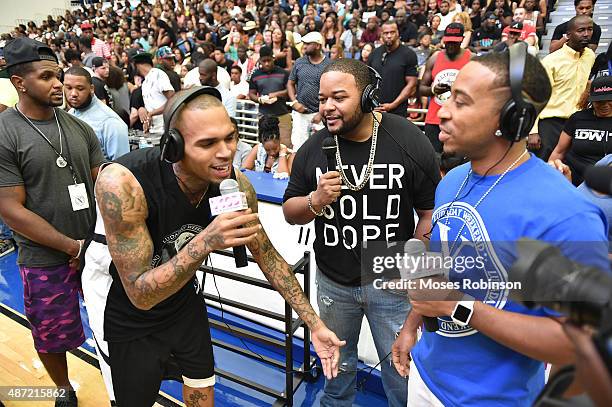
[0,0,610,247]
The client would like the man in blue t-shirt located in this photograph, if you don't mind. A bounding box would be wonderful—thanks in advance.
[392,48,610,406]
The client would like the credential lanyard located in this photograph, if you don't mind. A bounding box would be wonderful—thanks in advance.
[14,107,79,184]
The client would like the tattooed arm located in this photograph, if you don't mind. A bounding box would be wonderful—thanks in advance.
[236,171,346,379]
[236,170,320,328]
[96,164,260,310]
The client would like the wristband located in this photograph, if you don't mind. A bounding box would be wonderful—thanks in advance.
[307,192,325,216]
[75,240,83,259]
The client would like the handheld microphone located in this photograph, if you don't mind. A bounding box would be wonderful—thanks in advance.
[218,178,248,268]
[322,137,337,172]
[584,165,612,196]
[399,239,445,332]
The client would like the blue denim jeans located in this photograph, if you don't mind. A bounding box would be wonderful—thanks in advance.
[316,270,410,407]
[0,217,12,240]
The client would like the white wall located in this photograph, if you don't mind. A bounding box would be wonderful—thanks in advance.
[0,0,71,34]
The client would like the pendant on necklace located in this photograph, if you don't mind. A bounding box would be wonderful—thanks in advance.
[56,156,67,168]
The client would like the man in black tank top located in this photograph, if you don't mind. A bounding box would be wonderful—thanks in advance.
[94,91,344,406]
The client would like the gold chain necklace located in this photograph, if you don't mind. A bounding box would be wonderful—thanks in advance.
[334,113,380,191]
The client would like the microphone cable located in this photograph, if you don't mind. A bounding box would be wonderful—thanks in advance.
[205,256,394,390]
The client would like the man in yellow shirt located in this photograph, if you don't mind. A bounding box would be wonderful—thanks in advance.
[528,15,595,160]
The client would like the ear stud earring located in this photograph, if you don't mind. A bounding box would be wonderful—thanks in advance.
[495,130,502,137]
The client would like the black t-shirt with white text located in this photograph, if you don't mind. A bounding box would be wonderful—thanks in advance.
[283,113,440,285]
[590,52,611,79]
[472,27,502,48]
[563,108,612,185]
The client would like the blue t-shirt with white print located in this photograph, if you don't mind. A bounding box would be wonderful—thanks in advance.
[411,155,610,407]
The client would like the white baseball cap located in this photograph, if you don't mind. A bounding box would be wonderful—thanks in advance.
[300,31,324,45]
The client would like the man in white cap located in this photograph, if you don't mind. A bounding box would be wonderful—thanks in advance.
[287,31,331,150]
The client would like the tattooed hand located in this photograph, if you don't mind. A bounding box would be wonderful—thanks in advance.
[201,209,261,252]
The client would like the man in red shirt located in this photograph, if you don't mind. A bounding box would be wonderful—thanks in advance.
[420,23,472,152]
[501,8,537,48]
[80,22,111,60]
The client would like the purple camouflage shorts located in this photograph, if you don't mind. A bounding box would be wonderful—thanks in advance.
[19,264,85,353]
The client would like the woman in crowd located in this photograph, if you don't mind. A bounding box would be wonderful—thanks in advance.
[468,0,484,30]
[430,14,444,46]
[106,65,131,126]
[523,0,545,39]
[359,42,374,64]
[453,12,473,48]
[426,0,440,20]
[519,0,547,17]
[330,44,344,60]
[271,27,299,70]
[549,76,612,185]
[321,15,342,55]
[486,0,513,27]
[243,115,293,175]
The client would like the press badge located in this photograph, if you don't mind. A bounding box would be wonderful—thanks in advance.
[68,183,90,211]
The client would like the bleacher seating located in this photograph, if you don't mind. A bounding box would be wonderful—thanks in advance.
[540,0,612,55]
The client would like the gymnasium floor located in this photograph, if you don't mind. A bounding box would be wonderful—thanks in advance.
[0,250,388,406]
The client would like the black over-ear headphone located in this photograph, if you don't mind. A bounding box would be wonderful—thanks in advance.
[498,42,537,142]
[361,65,382,113]
[159,86,223,163]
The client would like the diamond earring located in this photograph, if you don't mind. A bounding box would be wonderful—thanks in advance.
[495,130,502,137]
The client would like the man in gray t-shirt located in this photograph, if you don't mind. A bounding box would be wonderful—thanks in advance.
[287,32,331,150]
[0,37,104,407]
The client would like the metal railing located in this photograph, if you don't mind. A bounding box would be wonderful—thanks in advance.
[406,108,428,129]
[201,250,318,407]
[236,99,259,145]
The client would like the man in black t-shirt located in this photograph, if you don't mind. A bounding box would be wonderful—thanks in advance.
[368,21,418,117]
[471,12,502,53]
[89,89,345,407]
[248,46,292,147]
[283,59,440,407]
[213,46,234,73]
[409,2,429,30]
[550,0,600,53]
[395,9,419,46]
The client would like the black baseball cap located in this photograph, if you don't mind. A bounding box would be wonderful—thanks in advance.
[259,45,273,58]
[443,23,464,43]
[0,37,58,78]
[131,49,153,65]
[91,56,107,68]
[508,21,524,33]
[590,76,612,102]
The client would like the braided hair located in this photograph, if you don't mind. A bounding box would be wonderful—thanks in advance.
[258,115,280,144]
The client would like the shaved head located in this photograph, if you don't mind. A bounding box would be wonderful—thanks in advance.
[198,58,217,74]
[567,14,592,31]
